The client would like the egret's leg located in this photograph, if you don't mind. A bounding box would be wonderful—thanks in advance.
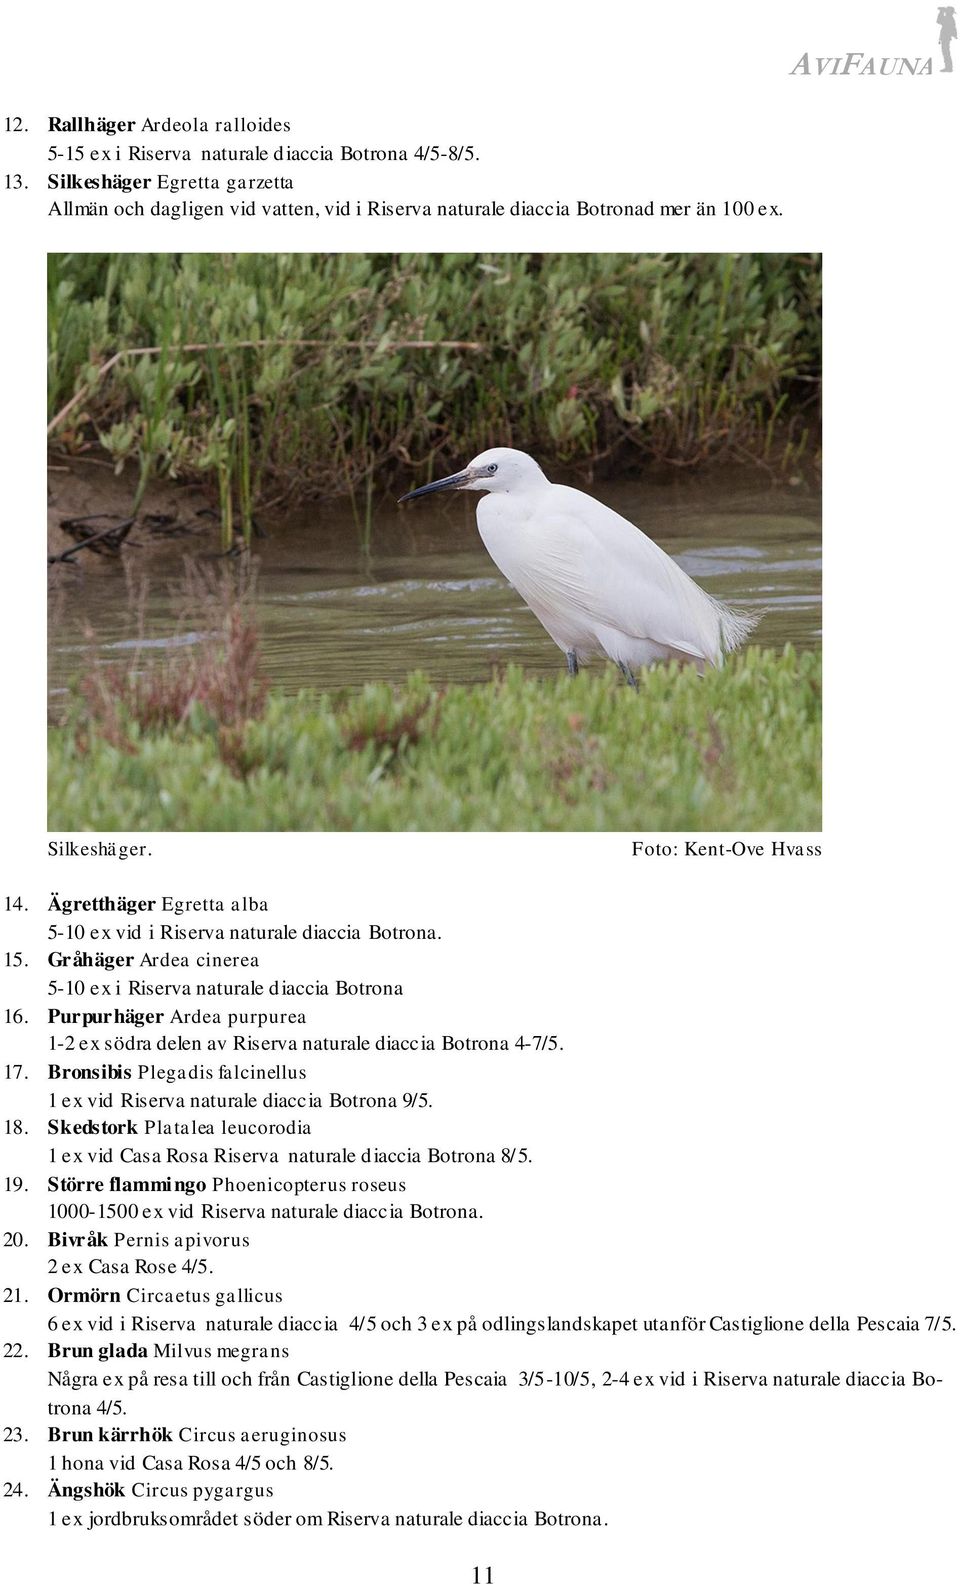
[566,651,579,677]
[618,661,639,690]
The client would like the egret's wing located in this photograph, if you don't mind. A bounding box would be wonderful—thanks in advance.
[529,488,738,662]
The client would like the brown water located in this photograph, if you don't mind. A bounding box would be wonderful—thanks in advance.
[48,475,821,700]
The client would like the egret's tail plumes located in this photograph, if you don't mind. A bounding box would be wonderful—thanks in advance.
[644,550,760,669]
[712,597,760,661]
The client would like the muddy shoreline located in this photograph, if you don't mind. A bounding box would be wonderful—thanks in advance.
[47,462,226,571]
[47,450,816,571]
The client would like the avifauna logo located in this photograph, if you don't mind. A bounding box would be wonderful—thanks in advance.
[790,6,956,75]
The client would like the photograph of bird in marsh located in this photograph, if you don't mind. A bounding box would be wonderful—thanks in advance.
[399,447,757,682]
[47,252,821,832]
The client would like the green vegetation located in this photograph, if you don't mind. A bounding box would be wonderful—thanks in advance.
[48,649,821,833]
[48,253,821,544]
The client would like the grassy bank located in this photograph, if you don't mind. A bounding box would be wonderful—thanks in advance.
[48,649,821,832]
[48,253,821,541]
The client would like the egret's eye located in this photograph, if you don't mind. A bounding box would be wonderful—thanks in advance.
[487,464,498,474]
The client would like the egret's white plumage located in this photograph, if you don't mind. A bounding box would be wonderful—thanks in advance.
[399,447,757,675]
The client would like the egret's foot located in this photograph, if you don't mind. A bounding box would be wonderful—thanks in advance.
[618,661,639,690]
[566,651,579,677]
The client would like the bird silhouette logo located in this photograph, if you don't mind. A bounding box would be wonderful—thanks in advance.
[939,6,956,71]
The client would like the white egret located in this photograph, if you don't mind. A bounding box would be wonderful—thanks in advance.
[399,447,757,682]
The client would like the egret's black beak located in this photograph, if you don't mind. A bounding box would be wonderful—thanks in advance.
[398,469,471,504]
